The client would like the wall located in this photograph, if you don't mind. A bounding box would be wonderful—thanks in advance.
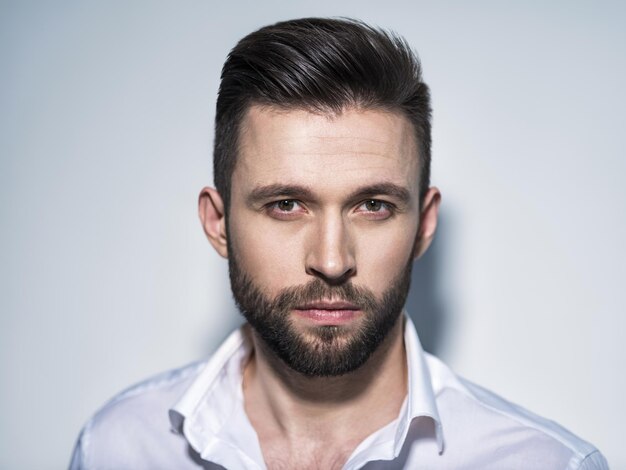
[1,1,624,468]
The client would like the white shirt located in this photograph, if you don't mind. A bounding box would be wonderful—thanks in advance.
[70,318,607,469]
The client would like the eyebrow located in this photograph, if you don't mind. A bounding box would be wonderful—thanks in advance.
[349,183,411,204]
[246,182,412,206]
[247,184,316,204]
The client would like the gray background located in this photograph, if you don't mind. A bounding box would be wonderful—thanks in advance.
[2,1,625,468]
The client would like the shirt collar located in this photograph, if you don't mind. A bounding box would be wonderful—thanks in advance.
[169,327,265,468]
[402,316,444,454]
[169,315,444,466]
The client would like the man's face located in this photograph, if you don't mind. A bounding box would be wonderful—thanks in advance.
[225,105,424,376]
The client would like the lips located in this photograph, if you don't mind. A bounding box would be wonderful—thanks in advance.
[294,300,361,325]
[297,300,359,310]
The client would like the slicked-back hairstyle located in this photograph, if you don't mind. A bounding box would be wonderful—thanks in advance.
[213,17,432,210]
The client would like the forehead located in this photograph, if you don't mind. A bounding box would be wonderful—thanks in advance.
[234,105,420,195]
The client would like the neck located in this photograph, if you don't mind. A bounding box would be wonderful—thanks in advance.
[242,316,407,439]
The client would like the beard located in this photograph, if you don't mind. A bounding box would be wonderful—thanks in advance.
[228,246,413,377]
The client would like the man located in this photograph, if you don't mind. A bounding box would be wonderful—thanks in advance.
[70,18,607,469]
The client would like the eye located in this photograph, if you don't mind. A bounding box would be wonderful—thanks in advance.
[276,200,297,211]
[266,199,306,219]
[356,199,394,220]
[363,200,383,211]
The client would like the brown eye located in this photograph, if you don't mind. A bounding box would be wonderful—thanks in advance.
[355,199,393,220]
[266,199,305,220]
[277,200,296,211]
[364,200,382,211]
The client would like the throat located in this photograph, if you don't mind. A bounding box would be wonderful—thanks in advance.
[242,318,407,464]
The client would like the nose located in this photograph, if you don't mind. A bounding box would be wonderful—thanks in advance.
[305,212,356,284]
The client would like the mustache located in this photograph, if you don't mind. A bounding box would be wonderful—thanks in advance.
[272,278,378,313]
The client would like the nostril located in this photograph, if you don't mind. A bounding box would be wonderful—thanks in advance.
[308,266,356,285]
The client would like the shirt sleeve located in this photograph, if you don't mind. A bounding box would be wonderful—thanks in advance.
[68,427,87,470]
[575,450,610,470]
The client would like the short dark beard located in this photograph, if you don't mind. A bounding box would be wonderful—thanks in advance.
[228,249,413,377]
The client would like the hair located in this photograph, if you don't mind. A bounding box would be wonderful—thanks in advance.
[213,17,432,210]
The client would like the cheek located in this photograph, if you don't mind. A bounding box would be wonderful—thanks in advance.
[353,222,418,293]
[228,213,306,291]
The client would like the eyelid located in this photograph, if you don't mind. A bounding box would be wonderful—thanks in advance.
[263,197,398,218]
[356,198,395,210]
[354,199,396,220]
[271,198,303,208]
[265,198,307,218]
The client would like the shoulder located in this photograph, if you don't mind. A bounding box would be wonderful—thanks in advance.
[88,360,205,431]
[424,354,608,470]
[70,360,207,470]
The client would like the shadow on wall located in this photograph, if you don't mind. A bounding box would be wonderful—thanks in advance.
[405,209,449,357]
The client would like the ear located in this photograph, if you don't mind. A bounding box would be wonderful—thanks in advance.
[413,187,441,259]
[198,187,229,258]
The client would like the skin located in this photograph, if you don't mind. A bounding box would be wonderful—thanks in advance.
[199,105,441,469]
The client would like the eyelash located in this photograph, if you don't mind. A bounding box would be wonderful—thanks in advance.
[357,200,389,213]
[265,199,395,219]
[273,200,301,212]
[356,200,395,220]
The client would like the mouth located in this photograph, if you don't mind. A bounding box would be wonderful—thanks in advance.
[293,300,362,326]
